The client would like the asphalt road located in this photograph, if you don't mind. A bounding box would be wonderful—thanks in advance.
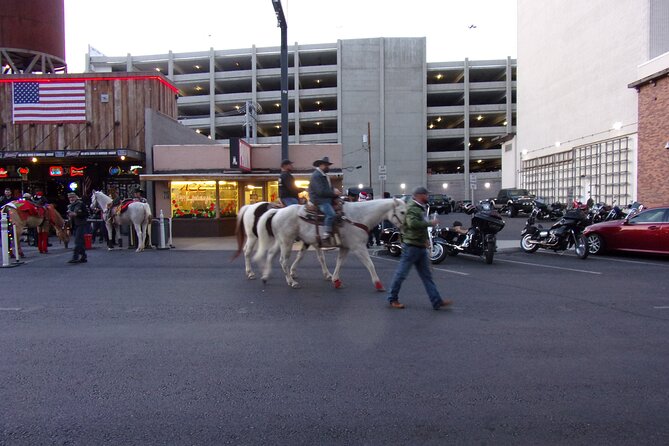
[1,232,669,445]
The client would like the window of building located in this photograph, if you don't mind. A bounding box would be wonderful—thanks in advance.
[170,180,239,218]
[521,137,631,205]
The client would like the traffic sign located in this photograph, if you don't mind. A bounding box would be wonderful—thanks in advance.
[378,174,387,181]
[378,165,387,174]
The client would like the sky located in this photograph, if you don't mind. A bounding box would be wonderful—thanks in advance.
[64,0,517,73]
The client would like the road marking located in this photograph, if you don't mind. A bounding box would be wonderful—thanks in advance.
[497,258,602,275]
[653,306,669,310]
[373,255,470,276]
[0,308,21,311]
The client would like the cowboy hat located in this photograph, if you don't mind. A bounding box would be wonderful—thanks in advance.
[281,159,294,166]
[312,156,333,167]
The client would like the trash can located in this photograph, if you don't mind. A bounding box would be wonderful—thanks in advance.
[84,233,93,249]
[151,219,170,248]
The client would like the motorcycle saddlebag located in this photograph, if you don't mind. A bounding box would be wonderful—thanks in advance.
[472,211,506,234]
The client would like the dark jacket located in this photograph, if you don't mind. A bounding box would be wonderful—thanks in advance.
[402,199,431,247]
[308,168,337,205]
[279,171,300,200]
[68,199,89,227]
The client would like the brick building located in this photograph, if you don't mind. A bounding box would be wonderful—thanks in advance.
[630,52,669,207]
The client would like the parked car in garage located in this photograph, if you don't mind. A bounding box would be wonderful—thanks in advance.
[583,206,669,255]
[427,194,452,214]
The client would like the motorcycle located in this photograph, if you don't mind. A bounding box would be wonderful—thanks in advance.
[520,205,590,259]
[379,206,453,264]
[438,202,506,264]
[533,198,565,221]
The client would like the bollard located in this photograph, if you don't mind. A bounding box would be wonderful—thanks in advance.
[157,210,169,250]
[1,211,21,268]
[1,211,9,267]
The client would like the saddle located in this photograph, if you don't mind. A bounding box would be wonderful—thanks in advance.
[106,199,134,222]
[299,201,345,248]
[7,199,46,220]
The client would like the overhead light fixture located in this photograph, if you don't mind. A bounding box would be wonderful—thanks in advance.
[477,137,483,142]
[436,117,442,122]
[612,121,622,130]
[31,157,38,163]
[442,183,448,189]
[194,65,200,70]
[195,129,201,133]
[555,141,561,147]
[503,120,508,125]
[428,123,435,129]
[235,105,240,110]
[120,155,126,161]
[155,67,161,72]
[477,115,483,121]
[194,86,202,91]
[436,74,443,80]
[477,159,483,163]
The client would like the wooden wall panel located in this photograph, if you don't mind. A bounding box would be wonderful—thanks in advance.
[0,73,177,154]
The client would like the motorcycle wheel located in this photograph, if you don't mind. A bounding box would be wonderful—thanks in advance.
[521,234,539,253]
[388,245,401,257]
[574,234,589,259]
[430,243,447,264]
[586,233,604,255]
[483,242,495,264]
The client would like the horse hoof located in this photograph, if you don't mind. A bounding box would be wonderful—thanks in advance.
[374,281,385,292]
[333,279,343,289]
[247,273,256,280]
[291,283,301,289]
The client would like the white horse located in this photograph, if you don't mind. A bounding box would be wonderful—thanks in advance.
[254,198,407,290]
[233,201,332,283]
[90,190,152,252]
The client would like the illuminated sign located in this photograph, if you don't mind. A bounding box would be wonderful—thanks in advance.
[239,139,252,173]
[70,166,85,177]
[109,166,121,176]
[17,167,29,175]
[49,166,64,176]
[0,167,7,178]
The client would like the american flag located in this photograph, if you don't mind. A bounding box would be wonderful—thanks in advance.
[12,81,86,123]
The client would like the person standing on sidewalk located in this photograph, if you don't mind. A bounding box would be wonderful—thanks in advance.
[386,186,453,310]
[278,159,302,206]
[67,192,89,264]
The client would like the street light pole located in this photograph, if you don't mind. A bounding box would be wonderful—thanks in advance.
[271,0,289,162]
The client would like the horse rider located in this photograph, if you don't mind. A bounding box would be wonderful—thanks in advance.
[278,159,302,206]
[308,156,341,243]
[67,192,89,264]
[132,188,147,203]
[33,191,47,206]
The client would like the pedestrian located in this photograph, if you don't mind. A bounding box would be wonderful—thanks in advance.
[278,159,302,206]
[386,186,453,310]
[0,187,13,206]
[307,156,340,244]
[67,192,89,264]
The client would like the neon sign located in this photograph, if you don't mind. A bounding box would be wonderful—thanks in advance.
[49,166,64,176]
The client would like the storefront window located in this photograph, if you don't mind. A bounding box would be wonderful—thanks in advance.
[244,184,263,206]
[171,181,218,218]
[218,181,239,217]
[267,181,278,204]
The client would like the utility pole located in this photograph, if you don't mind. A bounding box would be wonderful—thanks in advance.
[271,0,289,161]
[367,122,372,190]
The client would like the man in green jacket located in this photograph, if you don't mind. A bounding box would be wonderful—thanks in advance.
[386,186,453,310]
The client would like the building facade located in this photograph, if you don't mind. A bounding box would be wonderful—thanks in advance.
[87,38,516,201]
[514,0,669,206]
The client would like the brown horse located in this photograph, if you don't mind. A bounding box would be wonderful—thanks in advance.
[1,201,70,257]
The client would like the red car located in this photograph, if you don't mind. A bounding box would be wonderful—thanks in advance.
[583,206,669,255]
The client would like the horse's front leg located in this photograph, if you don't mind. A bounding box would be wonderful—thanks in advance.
[352,245,385,291]
[330,248,350,289]
[243,237,257,279]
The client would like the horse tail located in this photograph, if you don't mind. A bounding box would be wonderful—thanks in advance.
[253,208,279,264]
[232,204,249,260]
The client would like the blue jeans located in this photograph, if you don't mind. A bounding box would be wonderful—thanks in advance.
[72,224,87,259]
[281,197,299,206]
[387,243,443,308]
[317,202,336,233]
